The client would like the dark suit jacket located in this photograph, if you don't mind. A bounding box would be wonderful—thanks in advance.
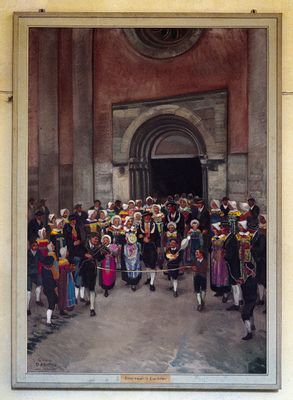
[137,221,161,249]
[223,233,240,281]
[28,218,44,242]
[251,231,266,286]
[63,223,84,263]
[250,205,260,219]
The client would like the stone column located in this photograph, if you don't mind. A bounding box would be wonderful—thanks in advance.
[38,29,59,213]
[28,29,39,202]
[58,29,73,212]
[72,29,94,210]
[247,29,267,212]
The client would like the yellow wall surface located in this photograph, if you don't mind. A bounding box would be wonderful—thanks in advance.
[0,1,292,399]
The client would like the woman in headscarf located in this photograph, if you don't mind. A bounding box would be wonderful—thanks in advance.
[210,222,230,299]
[97,209,111,235]
[84,209,100,238]
[99,235,119,297]
[122,233,142,291]
[227,200,241,234]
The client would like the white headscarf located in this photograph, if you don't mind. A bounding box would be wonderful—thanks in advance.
[59,246,67,259]
[38,227,47,240]
[239,202,250,212]
[60,208,70,218]
[212,222,221,232]
[228,201,238,211]
[210,199,220,209]
[238,220,247,230]
[88,209,97,219]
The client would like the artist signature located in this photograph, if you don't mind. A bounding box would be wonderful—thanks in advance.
[35,358,58,370]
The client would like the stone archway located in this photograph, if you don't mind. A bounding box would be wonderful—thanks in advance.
[112,90,228,202]
[128,114,208,201]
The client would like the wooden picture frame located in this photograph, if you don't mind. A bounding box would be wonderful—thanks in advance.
[12,12,281,390]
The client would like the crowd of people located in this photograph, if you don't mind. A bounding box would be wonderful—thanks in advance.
[27,194,267,341]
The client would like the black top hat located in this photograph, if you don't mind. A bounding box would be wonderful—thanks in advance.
[166,200,177,207]
[74,203,82,209]
[35,210,44,216]
[43,255,55,266]
[142,211,153,218]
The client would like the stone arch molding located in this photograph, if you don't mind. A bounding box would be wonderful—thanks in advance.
[120,105,213,161]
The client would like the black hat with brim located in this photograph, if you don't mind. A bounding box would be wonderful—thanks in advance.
[166,200,177,207]
[142,211,153,218]
[35,210,44,216]
[68,214,77,221]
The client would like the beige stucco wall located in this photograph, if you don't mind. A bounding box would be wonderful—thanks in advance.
[0,0,292,399]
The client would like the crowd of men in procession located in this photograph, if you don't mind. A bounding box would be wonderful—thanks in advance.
[27,193,266,341]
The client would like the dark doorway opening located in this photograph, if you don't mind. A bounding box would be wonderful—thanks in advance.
[150,157,202,200]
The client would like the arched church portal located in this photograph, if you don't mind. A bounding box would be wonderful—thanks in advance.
[129,115,208,201]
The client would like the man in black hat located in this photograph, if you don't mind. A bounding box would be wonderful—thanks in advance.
[248,219,266,308]
[137,211,160,291]
[221,222,242,310]
[79,232,107,316]
[73,203,88,241]
[164,200,185,239]
[27,239,46,315]
[37,198,50,227]
[237,262,258,340]
[41,255,58,326]
[64,214,85,303]
[220,196,230,219]
[28,210,44,242]
[248,197,260,220]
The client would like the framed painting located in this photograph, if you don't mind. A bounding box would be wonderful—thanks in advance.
[12,12,281,390]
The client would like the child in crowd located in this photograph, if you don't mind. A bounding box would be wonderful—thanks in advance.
[41,255,58,326]
[165,239,183,297]
[192,249,208,311]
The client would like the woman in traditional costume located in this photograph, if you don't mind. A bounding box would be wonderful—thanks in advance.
[99,235,119,297]
[128,200,136,217]
[163,222,180,250]
[107,215,125,269]
[209,222,230,299]
[133,211,142,229]
[84,209,100,238]
[48,213,57,233]
[228,201,241,234]
[97,209,111,235]
[122,233,142,291]
[57,246,75,315]
[119,204,129,225]
[106,202,116,219]
[236,220,255,281]
[210,199,223,224]
[50,218,66,259]
[239,202,251,222]
[60,208,70,224]
[186,219,203,265]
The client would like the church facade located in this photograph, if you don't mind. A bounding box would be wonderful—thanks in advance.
[28,27,267,211]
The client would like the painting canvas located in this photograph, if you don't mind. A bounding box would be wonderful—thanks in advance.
[12,12,281,390]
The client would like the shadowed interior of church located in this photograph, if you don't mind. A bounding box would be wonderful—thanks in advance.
[150,158,202,200]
